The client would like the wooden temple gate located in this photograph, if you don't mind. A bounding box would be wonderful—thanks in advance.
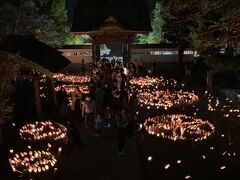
[71,0,152,67]
[75,16,135,67]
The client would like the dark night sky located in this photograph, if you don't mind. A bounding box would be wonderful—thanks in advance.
[65,0,77,23]
[65,0,152,53]
[65,0,152,23]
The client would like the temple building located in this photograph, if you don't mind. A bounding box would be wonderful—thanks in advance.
[71,0,152,66]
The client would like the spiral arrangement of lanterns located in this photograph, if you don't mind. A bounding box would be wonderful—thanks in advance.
[9,151,57,174]
[19,121,67,141]
[144,114,215,141]
[129,76,177,89]
[53,73,91,84]
[54,84,89,94]
[138,90,198,109]
[130,76,162,87]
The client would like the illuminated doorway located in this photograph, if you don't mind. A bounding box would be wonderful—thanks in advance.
[100,43,123,65]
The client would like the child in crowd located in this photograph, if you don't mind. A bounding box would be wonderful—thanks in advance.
[94,114,103,136]
[104,106,112,128]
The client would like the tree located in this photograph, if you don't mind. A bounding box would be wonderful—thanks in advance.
[179,0,240,89]
[0,0,89,45]
[189,0,240,54]
[0,1,60,43]
[135,33,160,44]
[159,0,240,62]
[27,0,90,45]
[134,0,165,44]
[65,34,90,45]
[100,44,111,56]
[151,1,165,41]
[162,0,199,63]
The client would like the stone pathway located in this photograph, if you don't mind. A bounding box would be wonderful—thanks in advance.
[51,127,144,180]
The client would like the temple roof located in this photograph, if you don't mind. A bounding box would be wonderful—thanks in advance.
[0,50,52,77]
[0,35,71,73]
[71,0,152,33]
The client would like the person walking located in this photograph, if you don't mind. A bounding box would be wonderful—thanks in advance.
[71,87,82,113]
[151,59,157,75]
[104,106,112,128]
[94,114,103,136]
[116,107,128,155]
[82,95,96,129]
[56,87,69,122]
[81,58,85,75]
[95,85,104,115]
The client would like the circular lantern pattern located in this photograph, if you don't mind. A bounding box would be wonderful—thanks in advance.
[19,121,67,141]
[144,114,215,141]
[138,90,198,109]
[53,74,91,84]
[9,151,57,174]
[54,84,89,94]
[130,76,177,89]
[130,76,162,87]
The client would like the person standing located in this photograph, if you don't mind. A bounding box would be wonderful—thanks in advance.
[104,106,112,128]
[111,58,116,68]
[103,83,112,109]
[139,60,143,75]
[82,95,96,129]
[95,85,104,115]
[129,91,138,119]
[151,59,157,75]
[81,58,85,75]
[116,107,128,155]
[94,114,103,136]
[115,70,122,90]
[71,87,82,113]
[133,58,140,75]
[112,89,123,126]
[56,87,69,121]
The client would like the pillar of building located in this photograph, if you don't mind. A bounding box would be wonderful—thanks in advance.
[95,44,100,62]
[92,44,95,64]
[92,43,101,64]
[126,42,131,67]
[122,41,131,67]
[122,42,127,67]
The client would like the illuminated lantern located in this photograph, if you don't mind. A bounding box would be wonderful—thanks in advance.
[144,114,215,141]
[19,121,67,142]
[9,151,57,174]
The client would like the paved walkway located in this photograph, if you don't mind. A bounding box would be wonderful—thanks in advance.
[52,127,144,180]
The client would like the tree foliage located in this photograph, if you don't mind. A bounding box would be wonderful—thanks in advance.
[205,55,240,72]
[100,44,111,56]
[0,1,58,43]
[160,0,240,54]
[33,0,89,45]
[0,0,87,45]
[151,1,165,41]
[163,0,198,56]
[135,0,165,44]
[189,0,240,54]
[135,33,160,44]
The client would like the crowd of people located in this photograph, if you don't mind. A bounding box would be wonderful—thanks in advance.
[56,58,139,155]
